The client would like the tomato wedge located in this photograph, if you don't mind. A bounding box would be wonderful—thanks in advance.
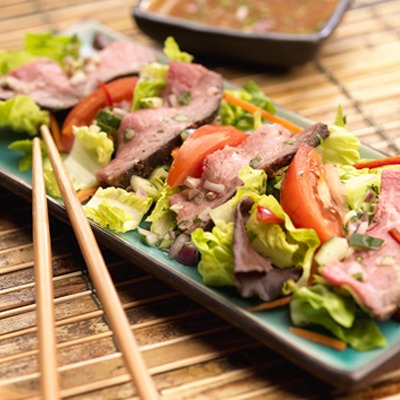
[167,124,249,188]
[61,76,138,152]
[280,143,343,244]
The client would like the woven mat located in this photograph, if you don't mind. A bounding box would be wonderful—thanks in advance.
[1,0,400,399]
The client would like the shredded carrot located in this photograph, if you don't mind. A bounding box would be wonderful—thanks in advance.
[353,156,400,170]
[289,326,347,351]
[49,114,63,153]
[76,186,99,203]
[246,296,292,312]
[171,147,180,159]
[222,92,303,134]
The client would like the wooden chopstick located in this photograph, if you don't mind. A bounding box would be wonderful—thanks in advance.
[39,125,159,400]
[32,137,61,399]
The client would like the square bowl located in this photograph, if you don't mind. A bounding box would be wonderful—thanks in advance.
[132,0,351,68]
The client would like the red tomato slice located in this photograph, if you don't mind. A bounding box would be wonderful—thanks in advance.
[61,76,138,152]
[167,124,249,188]
[280,143,343,244]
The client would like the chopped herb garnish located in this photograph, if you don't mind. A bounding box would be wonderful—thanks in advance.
[95,109,121,138]
[349,233,384,250]
[124,129,136,143]
[352,272,364,282]
[172,114,189,122]
[179,90,192,105]
[249,155,262,168]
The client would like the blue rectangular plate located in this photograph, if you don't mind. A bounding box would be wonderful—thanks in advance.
[1,20,399,391]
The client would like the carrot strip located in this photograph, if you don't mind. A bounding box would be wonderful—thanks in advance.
[353,156,400,170]
[289,326,347,351]
[76,186,99,203]
[49,114,63,153]
[246,296,292,312]
[222,92,303,133]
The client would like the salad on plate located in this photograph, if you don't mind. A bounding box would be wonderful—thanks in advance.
[2,29,400,354]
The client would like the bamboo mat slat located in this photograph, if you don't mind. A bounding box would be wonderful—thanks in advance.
[1,0,400,399]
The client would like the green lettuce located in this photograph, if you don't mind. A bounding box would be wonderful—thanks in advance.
[132,79,166,111]
[132,62,168,111]
[317,107,361,165]
[84,187,153,233]
[163,36,193,63]
[246,195,320,290]
[0,32,80,75]
[0,50,36,76]
[218,81,276,131]
[339,165,381,214]
[61,125,114,191]
[24,32,80,66]
[290,283,387,351]
[146,184,179,237]
[8,138,48,172]
[192,221,236,287]
[1,96,49,136]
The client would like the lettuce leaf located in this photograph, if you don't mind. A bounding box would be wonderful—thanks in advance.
[1,96,49,136]
[24,32,80,66]
[163,36,193,63]
[84,187,153,233]
[8,138,48,172]
[218,81,276,131]
[338,165,381,214]
[132,78,166,111]
[0,50,36,76]
[191,221,236,287]
[62,125,114,191]
[246,195,320,291]
[0,32,80,75]
[317,107,361,166]
[132,62,168,111]
[146,184,179,236]
[290,284,387,351]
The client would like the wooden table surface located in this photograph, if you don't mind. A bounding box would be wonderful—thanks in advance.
[1,0,400,399]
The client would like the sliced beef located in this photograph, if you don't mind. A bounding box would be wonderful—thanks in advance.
[0,59,82,109]
[96,61,223,188]
[233,197,302,301]
[81,40,158,95]
[0,40,157,109]
[321,169,400,320]
[170,122,329,233]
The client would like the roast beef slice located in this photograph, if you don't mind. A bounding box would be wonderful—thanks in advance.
[96,61,223,188]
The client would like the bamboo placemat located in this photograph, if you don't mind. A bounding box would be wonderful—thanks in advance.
[1,0,400,399]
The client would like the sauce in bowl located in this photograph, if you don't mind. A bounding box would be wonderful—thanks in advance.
[146,0,340,34]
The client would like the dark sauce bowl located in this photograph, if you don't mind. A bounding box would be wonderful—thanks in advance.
[132,0,351,68]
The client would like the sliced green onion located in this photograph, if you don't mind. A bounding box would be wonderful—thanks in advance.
[349,233,384,250]
[95,109,121,138]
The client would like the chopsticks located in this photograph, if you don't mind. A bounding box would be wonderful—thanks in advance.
[39,125,159,400]
[32,137,61,399]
